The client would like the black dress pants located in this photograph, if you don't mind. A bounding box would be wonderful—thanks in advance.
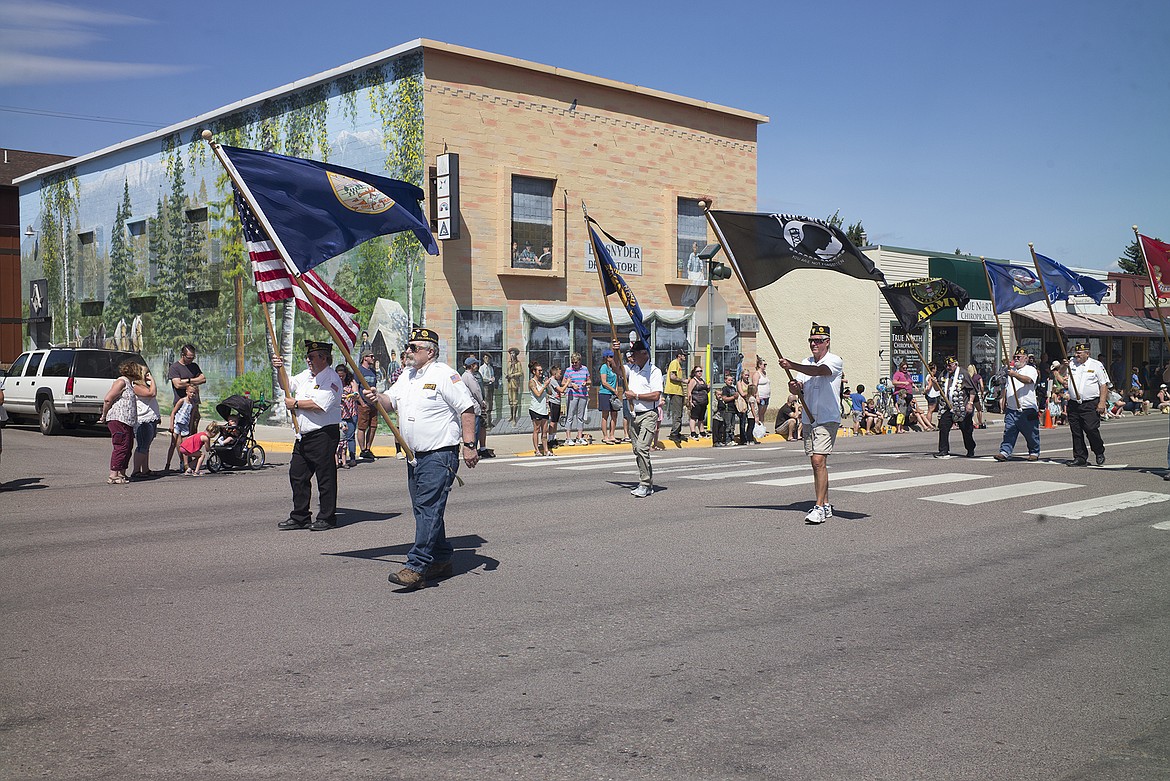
[938,410,976,455]
[289,424,340,524]
[1066,398,1104,462]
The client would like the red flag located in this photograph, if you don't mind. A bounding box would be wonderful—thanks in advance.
[1140,233,1170,300]
[238,189,361,351]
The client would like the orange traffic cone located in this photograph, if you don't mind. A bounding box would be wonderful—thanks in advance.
[1043,406,1054,429]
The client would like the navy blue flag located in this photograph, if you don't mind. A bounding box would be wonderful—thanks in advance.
[1034,252,1109,304]
[222,145,438,273]
[590,225,651,344]
[985,260,1049,313]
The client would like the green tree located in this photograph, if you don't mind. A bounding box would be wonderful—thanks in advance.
[1118,239,1153,275]
[105,181,133,330]
[825,210,867,246]
[153,160,188,350]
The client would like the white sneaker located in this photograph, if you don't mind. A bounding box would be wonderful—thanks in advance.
[631,484,652,498]
[567,439,578,446]
[804,505,827,524]
[823,504,834,519]
[396,451,406,460]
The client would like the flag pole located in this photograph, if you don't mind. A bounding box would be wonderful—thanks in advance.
[981,259,1021,408]
[1133,225,1170,356]
[582,201,627,393]
[699,200,811,418]
[203,131,413,461]
[1028,243,1080,401]
[260,301,300,435]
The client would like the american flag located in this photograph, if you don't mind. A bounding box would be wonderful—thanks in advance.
[235,188,361,350]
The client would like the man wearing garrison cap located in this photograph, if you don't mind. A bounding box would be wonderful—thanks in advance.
[1064,341,1110,466]
[995,347,1041,462]
[271,339,343,531]
[364,326,478,589]
[778,323,844,525]
[935,355,977,459]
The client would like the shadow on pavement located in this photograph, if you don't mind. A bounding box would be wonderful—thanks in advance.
[712,501,871,521]
[327,533,501,585]
[332,506,401,529]
[0,477,46,492]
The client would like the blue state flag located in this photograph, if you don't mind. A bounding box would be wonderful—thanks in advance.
[222,145,438,273]
[985,260,1048,313]
[1033,252,1109,305]
[590,225,651,344]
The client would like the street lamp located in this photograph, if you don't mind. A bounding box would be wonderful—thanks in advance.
[26,222,70,344]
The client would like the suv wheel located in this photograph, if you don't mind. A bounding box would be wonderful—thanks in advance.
[39,401,61,436]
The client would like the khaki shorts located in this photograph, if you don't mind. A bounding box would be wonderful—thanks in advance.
[357,403,376,430]
[803,422,839,456]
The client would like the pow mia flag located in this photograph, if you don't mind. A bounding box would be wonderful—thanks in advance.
[709,211,886,288]
[880,277,971,332]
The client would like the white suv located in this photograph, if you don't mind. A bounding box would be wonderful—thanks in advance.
[2,348,146,435]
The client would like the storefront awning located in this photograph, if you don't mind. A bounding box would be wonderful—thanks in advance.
[1013,310,1153,337]
[1116,315,1170,337]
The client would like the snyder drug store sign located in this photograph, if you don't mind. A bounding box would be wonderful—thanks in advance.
[585,241,643,276]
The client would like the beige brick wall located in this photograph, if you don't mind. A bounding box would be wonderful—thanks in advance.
[420,46,763,360]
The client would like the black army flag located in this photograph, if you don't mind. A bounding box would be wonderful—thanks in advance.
[880,277,971,332]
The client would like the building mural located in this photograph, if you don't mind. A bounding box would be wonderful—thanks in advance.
[19,52,425,410]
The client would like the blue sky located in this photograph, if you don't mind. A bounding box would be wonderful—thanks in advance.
[1,0,1166,271]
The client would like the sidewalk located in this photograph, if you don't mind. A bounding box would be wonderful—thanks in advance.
[253,413,1005,459]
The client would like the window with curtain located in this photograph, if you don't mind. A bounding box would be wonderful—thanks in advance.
[676,198,707,281]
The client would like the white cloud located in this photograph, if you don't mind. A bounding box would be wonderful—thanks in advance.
[0,52,190,85]
[0,0,187,86]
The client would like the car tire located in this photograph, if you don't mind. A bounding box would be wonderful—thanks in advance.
[206,452,222,473]
[248,445,266,470]
[38,401,61,436]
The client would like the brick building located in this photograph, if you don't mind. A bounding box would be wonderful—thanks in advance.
[16,40,766,417]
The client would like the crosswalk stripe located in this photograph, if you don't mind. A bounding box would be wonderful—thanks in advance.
[616,460,762,476]
[680,464,811,481]
[1152,520,1170,530]
[1025,491,1170,520]
[512,453,636,467]
[562,456,711,471]
[750,468,904,487]
[836,473,990,493]
[923,480,1081,505]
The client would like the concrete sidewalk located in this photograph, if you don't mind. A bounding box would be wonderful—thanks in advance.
[251,415,1004,459]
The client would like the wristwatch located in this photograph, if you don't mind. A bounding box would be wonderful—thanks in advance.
[463,441,477,449]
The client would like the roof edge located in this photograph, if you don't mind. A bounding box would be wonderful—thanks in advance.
[17,38,767,186]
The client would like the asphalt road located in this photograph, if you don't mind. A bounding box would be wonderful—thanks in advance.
[2,415,1169,780]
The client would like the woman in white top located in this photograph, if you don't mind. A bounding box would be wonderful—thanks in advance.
[98,360,139,484]
[528,362,553,456]
[131,364,162,478]
[753,357,771,425]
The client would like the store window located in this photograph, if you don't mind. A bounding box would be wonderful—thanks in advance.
[676,198,706,281]
[969,327,999,387]
[511,176,554,269]
[711,318,742,382]
[653,321,690,374]
[455,309,504,410]
[528,317,572,379]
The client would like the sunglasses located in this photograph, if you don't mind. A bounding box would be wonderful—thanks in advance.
[403,343,432,352]
[808,338,828,344]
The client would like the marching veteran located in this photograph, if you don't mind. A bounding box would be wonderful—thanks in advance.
[614,338,662,497]
[777,323,843,525]
[1065,340,1111,467]
[364,327,478,590]
[272,340,342,531]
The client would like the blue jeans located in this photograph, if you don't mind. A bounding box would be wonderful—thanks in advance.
[1000,407,1040,457]
[405,447,460,573]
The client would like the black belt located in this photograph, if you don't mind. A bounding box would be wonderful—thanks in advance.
[416,444,460,456]
[301,423,340,437]
[1069,397,1099,403]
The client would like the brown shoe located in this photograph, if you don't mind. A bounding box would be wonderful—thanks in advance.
[388,567,425,589]
[1027,454,1039,461]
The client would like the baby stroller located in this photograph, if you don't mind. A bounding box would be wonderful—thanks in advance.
[206,394,271,473]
